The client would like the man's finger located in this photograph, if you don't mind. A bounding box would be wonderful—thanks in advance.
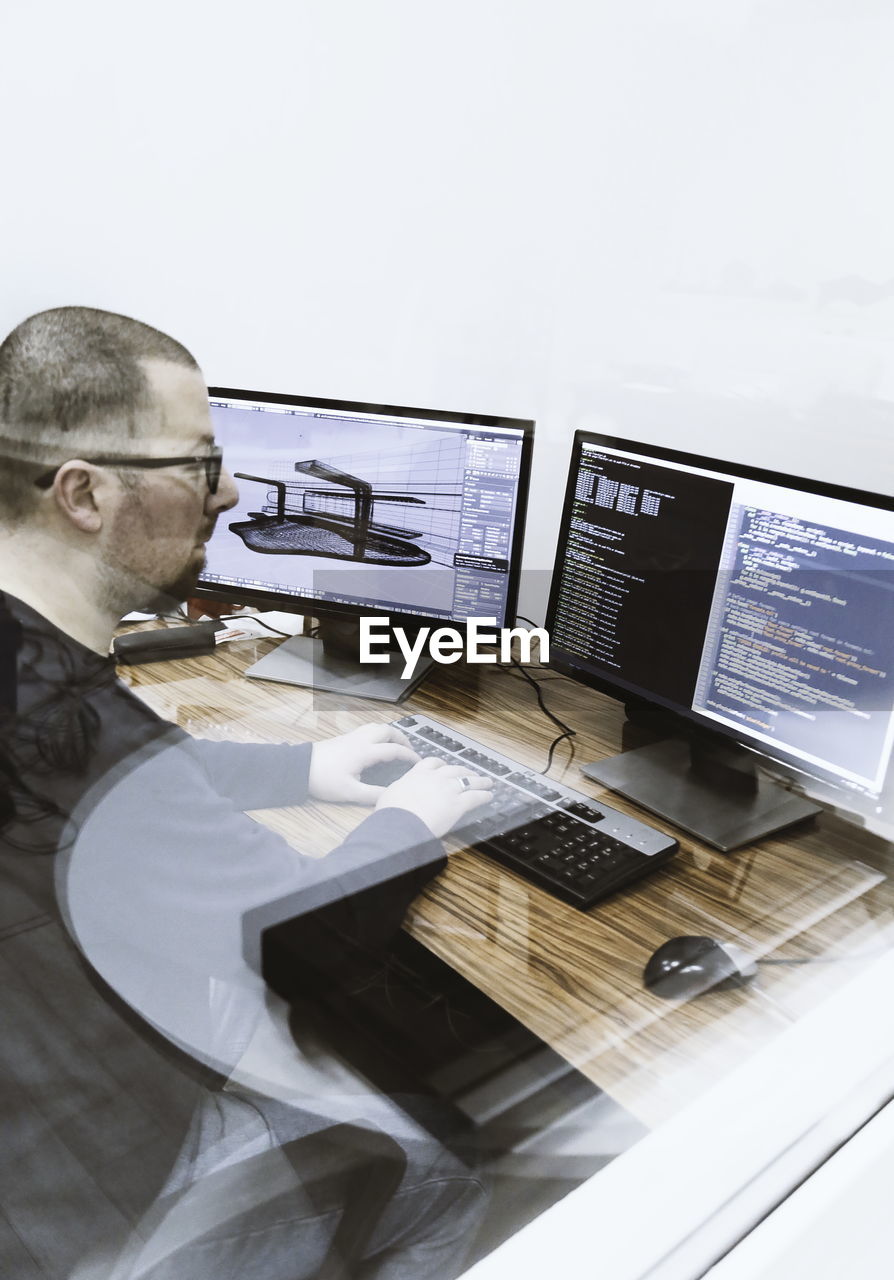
[345,781,384,805]
[359,723,413,749]
[436,765,492,785]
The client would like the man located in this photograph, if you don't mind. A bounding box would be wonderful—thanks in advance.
[0,306,492,1278]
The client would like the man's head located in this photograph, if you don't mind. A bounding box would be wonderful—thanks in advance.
[0,307,237,613]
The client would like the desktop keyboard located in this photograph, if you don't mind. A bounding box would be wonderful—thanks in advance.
[383,714,679,910]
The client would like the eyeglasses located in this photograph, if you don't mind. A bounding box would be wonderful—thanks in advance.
[34,445,224,494]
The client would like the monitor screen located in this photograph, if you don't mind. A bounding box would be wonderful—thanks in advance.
[198,388,533,629]
[546,433,894,806]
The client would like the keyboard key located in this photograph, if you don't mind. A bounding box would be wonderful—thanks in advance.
[559,799,605,822]
[503,773,561,801]
[457,748,510,775]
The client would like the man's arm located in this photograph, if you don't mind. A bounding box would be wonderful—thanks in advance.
[182,722,421,811]
[183,738,313,809]
[59,736,489,1074]
[62,737,445,988]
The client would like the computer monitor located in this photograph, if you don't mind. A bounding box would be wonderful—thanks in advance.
[196,387,533,700]
[545,432,894,850]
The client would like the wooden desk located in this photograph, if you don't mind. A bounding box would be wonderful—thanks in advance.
[118,626,894,1128]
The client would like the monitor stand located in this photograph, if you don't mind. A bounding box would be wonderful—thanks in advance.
[243,615,435,703]
[581,732,822,852]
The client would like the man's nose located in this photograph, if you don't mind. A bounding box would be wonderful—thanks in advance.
[209,466,239,513]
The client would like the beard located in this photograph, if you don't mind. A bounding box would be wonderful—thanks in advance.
[99,550,207,619]
[100,502,215,618]
[135,550,208,613]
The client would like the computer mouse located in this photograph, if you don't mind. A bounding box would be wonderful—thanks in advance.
[643,935,757,1000]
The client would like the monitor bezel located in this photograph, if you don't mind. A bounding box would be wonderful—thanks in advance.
[195,385,535,631]
[545,429,894,799]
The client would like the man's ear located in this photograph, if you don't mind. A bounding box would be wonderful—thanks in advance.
[52,461,106,533]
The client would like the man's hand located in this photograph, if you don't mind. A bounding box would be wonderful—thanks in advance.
[307,723,419,804]
[376,757,493,838]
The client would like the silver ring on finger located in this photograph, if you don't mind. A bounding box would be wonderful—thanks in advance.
[458,775,472,791]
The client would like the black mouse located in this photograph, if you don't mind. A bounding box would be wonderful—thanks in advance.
[643,935,757,1000]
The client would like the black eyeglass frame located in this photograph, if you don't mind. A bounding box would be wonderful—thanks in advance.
[34,445,224,494]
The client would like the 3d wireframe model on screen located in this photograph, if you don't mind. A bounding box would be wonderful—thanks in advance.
[231,455,433,565]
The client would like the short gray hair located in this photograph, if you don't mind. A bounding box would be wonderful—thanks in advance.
[0,306,199,518]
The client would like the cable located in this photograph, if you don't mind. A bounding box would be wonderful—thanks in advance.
[502,613,577,774]
[515,613,542,631]
[220,613,291,639]
[497,654,576,776]
[502,667,566,681]
[760,952,893,967]
[544,729,576,776]
[156,608,292,639]
[509,614,575,679]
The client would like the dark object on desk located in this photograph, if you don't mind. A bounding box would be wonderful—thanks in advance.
[113,621,222,664]
[643,935,757,1000]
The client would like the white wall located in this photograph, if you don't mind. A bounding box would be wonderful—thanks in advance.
[3,0,893,620]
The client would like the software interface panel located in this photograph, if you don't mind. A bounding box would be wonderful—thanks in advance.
[202,395,527,624]
[550,441,894,798]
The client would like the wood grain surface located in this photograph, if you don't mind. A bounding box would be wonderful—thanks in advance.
[118,621,894,1126]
